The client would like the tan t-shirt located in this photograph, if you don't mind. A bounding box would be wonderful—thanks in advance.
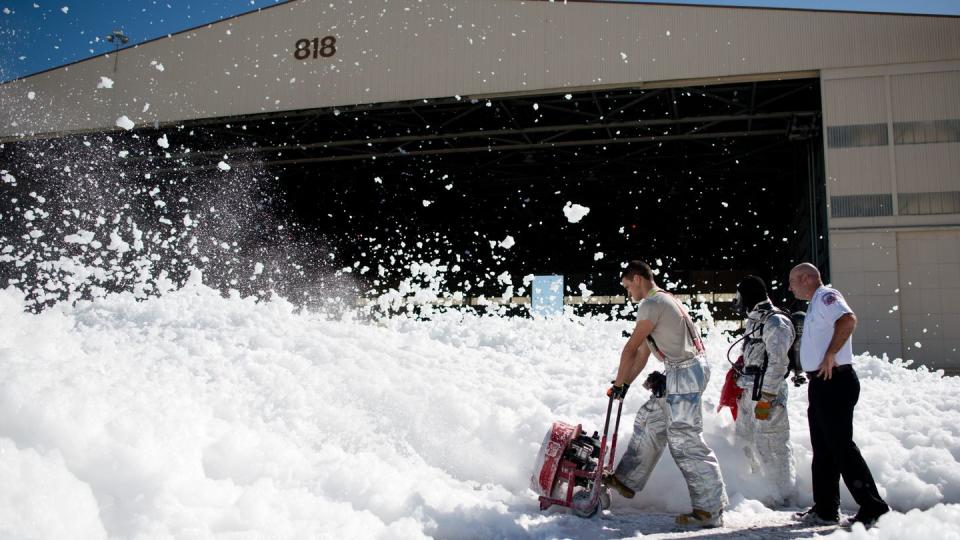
[636,288,700,363]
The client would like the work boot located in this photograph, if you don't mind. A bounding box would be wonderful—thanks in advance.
[794,506,840,525]
[846,504,889,528]
[675,509,722,528]
[601,473,635,499]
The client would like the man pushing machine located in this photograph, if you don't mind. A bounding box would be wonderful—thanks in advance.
[603,260,728,528]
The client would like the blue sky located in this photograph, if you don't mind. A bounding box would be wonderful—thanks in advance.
[1,0,958,82]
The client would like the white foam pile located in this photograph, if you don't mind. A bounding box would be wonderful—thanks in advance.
[0,279,958,539]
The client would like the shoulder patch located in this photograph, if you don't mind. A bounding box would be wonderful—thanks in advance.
[822,293,837,305]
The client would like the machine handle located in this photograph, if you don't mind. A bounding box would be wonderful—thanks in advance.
[607,398,624,470]
[602,394,614,436]
[600,394,624,470]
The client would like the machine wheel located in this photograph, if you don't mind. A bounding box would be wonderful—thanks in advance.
[571,491,600,518]
[599,487,611,510]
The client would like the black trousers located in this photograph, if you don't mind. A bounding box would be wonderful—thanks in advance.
[807,366,888,516]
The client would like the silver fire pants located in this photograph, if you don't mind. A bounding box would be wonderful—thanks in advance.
[735,380,796,504]
[614,357,728,514]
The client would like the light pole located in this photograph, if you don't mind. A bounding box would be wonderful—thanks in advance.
[105,30,129,72]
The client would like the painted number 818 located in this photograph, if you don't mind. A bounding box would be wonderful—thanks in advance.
[294,36,337,60]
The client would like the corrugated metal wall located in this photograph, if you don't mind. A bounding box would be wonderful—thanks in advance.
[823,61,960,369]
[822,62,960,222]
[897,230,960,367]
[822,76,891,204]
[828,231,901,361]
[892,71,960,200]
[2,1,960,138]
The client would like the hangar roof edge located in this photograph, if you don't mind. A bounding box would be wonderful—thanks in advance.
[535,0,960,19]
[3,0,958,85]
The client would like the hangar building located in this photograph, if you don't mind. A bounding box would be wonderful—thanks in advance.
[2,0,960,369]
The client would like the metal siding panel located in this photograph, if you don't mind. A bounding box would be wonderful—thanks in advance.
[826,147,892,196]
[890,70,960,122]
[822,77,887,126]
[896,143,960,195]
[896,230,960,369]
[4,1,960,137]
[829,231,901,359]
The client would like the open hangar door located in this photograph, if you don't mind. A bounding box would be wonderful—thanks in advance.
[155,77,826,313]
[175,77,826,312]
[3,77,826,313]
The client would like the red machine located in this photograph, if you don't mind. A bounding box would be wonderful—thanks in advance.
[531,396,624,517]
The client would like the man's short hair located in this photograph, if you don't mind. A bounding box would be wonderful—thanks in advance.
[622,260,655,281]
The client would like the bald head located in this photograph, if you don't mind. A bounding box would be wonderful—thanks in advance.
[789,262,823,301]
[791,263,821,280]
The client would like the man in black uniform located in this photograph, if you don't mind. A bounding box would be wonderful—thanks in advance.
[788,263,890,527]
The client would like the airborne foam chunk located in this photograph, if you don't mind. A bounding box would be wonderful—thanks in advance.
[64,230,95,244]
[97,76,114,89]
[562,201,590,223]
[115,116,134,131]
[217,161,231,171]
[107,229,130,253]
[157,134,169,149]
[578,283,593,298]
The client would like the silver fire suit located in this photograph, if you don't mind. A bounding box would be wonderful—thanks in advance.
[736,301,796,504]
[615,359,728,514]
